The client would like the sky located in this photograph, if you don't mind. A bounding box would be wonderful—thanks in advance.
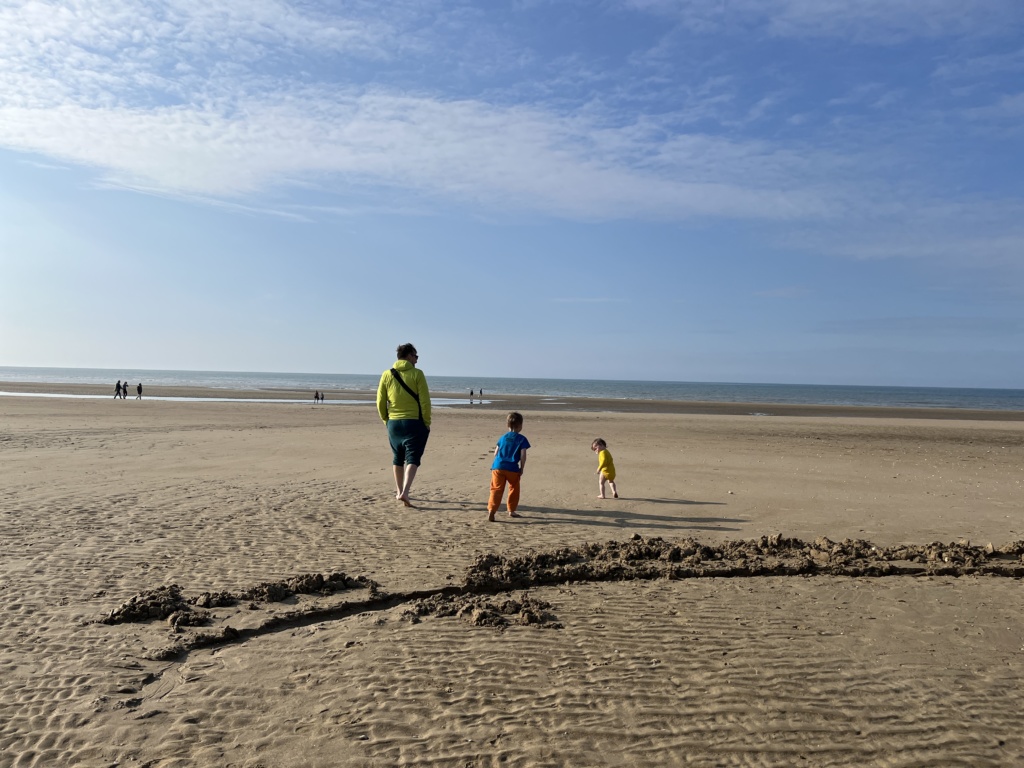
[1,0,1023,387]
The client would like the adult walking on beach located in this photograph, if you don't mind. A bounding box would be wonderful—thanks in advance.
[114,380,122,399]
[136,383,142,400]
[377,343,431,506]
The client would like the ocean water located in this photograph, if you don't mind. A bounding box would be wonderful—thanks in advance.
[1,366,1022,412]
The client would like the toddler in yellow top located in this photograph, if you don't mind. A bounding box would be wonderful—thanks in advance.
[591,438,618,499]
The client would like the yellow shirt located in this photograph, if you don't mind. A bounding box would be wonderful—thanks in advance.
[597,449,615,480]
[376,360,431,427]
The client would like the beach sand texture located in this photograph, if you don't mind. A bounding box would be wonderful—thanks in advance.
[2,390,1024,767]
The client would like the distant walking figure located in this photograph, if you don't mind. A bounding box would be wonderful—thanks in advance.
[314,390,320,403]
[121,377,128,399]
[136,383,143,400]
[114,380,122,399]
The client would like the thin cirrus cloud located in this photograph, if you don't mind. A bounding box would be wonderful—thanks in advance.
[0,98,838,221]
[0,0,1019,243]
[0,0,853,221]
[931,47,1024,80]
[551,297,629,304]
[623,0,1022,42]
[0,0,391,63]
[816,316,1024,336]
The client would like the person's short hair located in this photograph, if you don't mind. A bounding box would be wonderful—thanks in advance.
[592,438,607,449]
[396,343,417,359]
[507,411,524,430]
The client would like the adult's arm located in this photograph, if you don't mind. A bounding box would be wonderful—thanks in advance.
[376,371,390,422]
[417,370,432,427]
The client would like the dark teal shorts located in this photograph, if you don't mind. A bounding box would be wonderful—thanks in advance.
[387,419,429,466]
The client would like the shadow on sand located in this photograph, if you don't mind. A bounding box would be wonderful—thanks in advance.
[415,497,742,532]
[513,504,744,532]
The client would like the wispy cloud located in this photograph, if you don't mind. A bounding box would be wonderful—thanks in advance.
[17,159,70,171]
[932,47,1024,80]
[551,297,629,304]
[755,286,809,299]
[773,199,1024,301]
[623,0,1023,42]
[816,316,1024,336]
[0,0,1021,281]
[0,0,850,224]
[0,92,843,218]
[827,83,904,110]
[966,91,1024,122]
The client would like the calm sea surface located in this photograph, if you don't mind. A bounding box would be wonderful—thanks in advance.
[1,366,1022,412]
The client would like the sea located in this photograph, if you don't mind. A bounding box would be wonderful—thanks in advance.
[1,366,1022,412]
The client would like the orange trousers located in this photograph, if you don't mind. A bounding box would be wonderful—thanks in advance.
[488,469,522,512]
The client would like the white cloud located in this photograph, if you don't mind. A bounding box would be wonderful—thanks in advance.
[0,91,840,219]
[0,0,1020,273]
[0,0,846,222]
[0,0,405,113]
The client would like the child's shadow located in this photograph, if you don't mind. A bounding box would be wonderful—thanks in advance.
[511,501,744,533]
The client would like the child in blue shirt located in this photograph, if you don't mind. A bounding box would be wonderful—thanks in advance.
[488,411,530,522]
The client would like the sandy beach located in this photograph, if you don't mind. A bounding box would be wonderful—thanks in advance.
[2,386,1023,767]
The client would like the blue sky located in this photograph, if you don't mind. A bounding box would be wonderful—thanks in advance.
[1,0,1023,387]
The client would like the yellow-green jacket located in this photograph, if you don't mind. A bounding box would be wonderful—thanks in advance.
[376,360,431,427]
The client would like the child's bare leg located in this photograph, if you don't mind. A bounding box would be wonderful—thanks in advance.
[597,475,606,499]
[608,479,618,498]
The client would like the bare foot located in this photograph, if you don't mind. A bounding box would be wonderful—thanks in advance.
[508,511,521,518]
[613,493,619,498]
[397,495,412,507]
[488,511,496,522]
[597,495,606,499]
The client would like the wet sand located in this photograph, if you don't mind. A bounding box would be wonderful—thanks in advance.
[5,380,1024,420]
[2,387,1023,766]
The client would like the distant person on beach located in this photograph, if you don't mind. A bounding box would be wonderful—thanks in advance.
[377,343,431,507]
[136,383,142,400]
[591,438,618,499]
[314,390,320,403]
[488,411,530,522]
[114,380,122,399]
[121,377,128,399]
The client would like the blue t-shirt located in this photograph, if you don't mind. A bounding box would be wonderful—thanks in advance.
[491,431,531,473]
